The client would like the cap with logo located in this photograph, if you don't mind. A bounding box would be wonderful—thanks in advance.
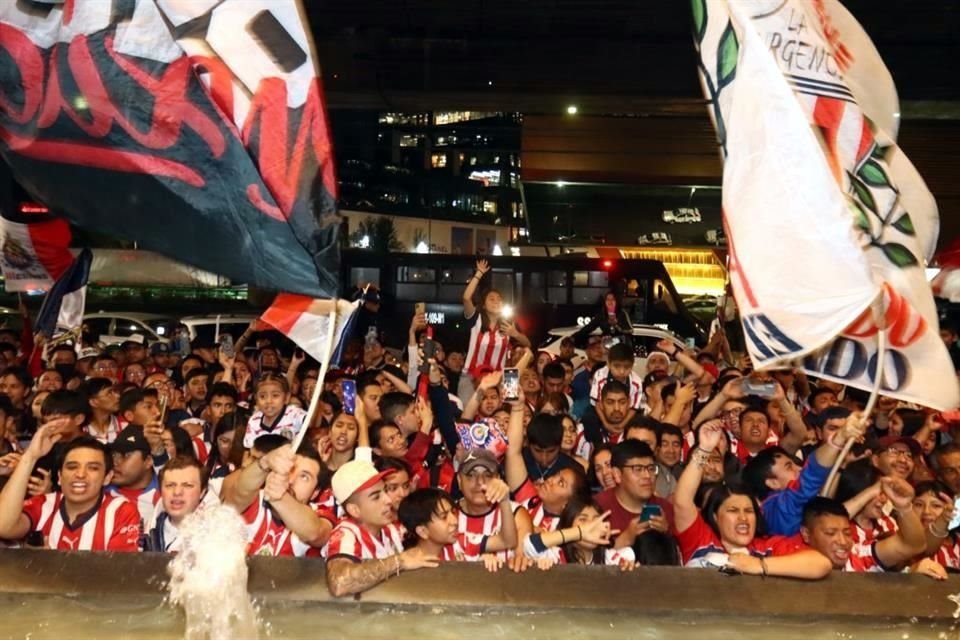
[459,448,499,476]
[110,426,151,456]
[331,459,394,505]
[150,342,171,356]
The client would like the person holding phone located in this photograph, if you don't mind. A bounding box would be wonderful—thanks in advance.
[460,259,531,402]
[571,291,634,349]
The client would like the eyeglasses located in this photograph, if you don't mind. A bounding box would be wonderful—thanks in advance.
[884,448,913,460]
[622,463,659,476]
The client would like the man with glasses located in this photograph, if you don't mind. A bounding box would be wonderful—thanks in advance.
[595,439,674,550]
[82,378,121,444]
[872,435,919,482]
[91,356,120,381]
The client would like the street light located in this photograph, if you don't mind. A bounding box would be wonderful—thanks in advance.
[566,105,578,115]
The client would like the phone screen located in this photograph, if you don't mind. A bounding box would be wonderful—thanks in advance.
[502,368,520,401]
[640,504,663,522]
[341,380,357,416]
[950,497,960,531]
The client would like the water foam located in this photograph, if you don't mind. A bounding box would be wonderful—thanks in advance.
[167,505,259,640]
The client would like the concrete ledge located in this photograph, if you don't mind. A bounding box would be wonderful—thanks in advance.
[0,550,957,623]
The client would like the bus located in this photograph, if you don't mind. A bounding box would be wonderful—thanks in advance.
[339,250,708,350]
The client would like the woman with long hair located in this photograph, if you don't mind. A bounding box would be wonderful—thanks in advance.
[673,419,831,578]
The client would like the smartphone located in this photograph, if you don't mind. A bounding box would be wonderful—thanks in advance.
[949,496,960,531]
[502,368,520,402]
[218,333,235,359]
[640,503,663,523]
[685,337,696,349]
[341,379,357,416]
[741,378,778,399]
[415,302,426,316]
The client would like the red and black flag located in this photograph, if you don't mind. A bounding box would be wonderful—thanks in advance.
[0,0,340,297]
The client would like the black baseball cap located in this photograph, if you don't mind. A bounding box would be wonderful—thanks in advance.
[110,426,151,456]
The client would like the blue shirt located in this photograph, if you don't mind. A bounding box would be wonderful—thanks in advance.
[761,454,831,536]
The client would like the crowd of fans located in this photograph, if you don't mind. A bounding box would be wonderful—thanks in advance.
[2,259,960,596]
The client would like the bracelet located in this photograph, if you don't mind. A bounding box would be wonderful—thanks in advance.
[560,529,567,545]
[929,522,950,539]
[759,557,768,578]
[395,554,402,576]
[577,526,583,542]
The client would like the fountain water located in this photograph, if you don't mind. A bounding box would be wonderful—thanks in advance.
[167,505,259,640]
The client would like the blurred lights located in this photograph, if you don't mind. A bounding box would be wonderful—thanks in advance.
[566,105,578,115]
[492,244,503,256]
[415,241,429,254]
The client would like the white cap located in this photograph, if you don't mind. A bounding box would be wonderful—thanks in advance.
[77,347,101,360]
[331,459,393,505]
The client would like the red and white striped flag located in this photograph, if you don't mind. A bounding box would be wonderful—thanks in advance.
[260,295,360,363]
[694,0,958,409]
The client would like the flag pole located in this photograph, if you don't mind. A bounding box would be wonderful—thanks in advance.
[821,306,887,497]
[291,305,340,452]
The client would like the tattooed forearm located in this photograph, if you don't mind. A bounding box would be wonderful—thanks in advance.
[326,556,398,597]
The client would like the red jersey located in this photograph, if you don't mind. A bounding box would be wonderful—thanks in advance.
[22,492,140,552]
[675,512,801,567]
[594,487,674,538]
[456,502,503,560]
[464,313,510,376]
[440,533,472,562]
[241,492,333,557]
[323,517,405,561]
[513,479,561,532]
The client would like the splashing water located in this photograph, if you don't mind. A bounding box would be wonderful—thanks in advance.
[167,505,259,640]
[948,594,960,620]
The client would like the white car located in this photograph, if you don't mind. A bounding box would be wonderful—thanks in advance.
[181,314,258,343]
[636,232,672,246]
[540,324,688,375]
[662,207,702,224]
[83,312,177,346]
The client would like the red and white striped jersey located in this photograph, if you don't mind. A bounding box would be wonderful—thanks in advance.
[844,541,885,573]
[933,538,960,570]
[513,479,560,532]
[440,533,471,562]
[464,313,511,376]
[110,478,161,531]
[316,488,346,523]
[241,492,332,558]
[850,516,898,546]
[456,502,502,560]
[588,367,643,410]
[22,492,140,552]
[323,517,404,561]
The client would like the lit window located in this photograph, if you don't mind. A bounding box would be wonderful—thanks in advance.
[483,201,497,214]
[431,154,447,168]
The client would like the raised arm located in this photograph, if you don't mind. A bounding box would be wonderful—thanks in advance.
[726,548,832,580]
[657,339,709,383]
[662,382,696,427]
[463,371,501,421]
[265,476,332,546]
[482,479,519,552]
[692,378,745,429]
[674,420,723,533]
[224,444,294,513]
[505,397,528,493]
[773,384,808,455]
[874,477,927,568]
[462,259,490,319]
[0,422,63,540]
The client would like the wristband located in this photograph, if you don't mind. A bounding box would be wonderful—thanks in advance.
[759,557,768,578]
[559,529,567,545]
[396,554,402,576]
[577,526,583,542]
